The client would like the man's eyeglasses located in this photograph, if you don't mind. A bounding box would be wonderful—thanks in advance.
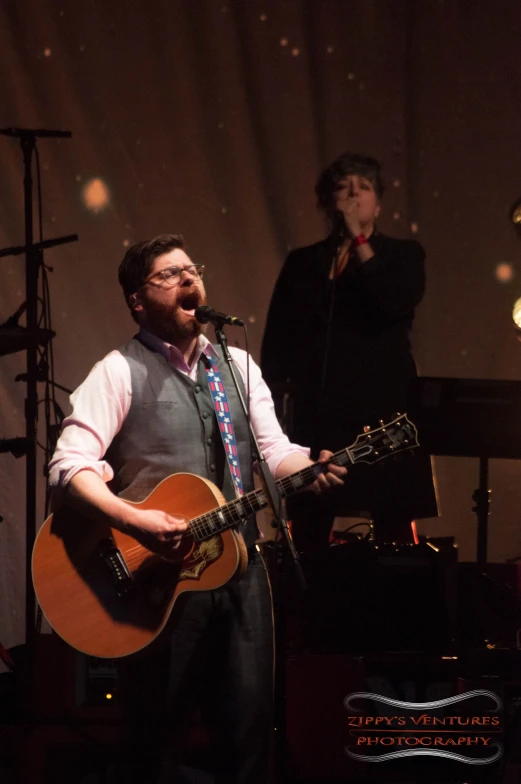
[142,264,205,288]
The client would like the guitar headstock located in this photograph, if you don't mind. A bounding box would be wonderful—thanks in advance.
[348,413,419,465]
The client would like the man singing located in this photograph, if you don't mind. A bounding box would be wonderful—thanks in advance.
[48,233,346,783]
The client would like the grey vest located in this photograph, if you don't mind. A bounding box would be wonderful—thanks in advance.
[105,337,257,546]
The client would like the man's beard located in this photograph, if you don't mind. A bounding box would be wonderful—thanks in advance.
[145,288,207,345]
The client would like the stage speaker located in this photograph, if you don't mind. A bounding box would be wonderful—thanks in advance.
[300,538,457,654]
[284,652,464,783]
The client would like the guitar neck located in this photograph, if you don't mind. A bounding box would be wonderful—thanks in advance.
[188,447,353,542]
[187,413,418,542]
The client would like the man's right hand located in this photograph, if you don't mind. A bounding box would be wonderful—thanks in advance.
[66,470,189,553]
[124,508,188,549]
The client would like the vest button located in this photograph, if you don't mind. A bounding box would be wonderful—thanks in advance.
[195,384,201,393]
[202,411,209,419]
[210,463,216,471]
[207,438,212,446]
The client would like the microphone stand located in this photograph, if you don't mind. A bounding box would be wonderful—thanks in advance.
[0,126,76,650]
[212,324,307,590]
[315,225,344,456]
[212,322,307,783]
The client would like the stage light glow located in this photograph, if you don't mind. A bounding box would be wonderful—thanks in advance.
[511,199,521,224]
[495,262,514,283]
[82,178,110,213]
[512,297,521,329]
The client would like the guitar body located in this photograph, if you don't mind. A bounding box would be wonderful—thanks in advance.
[32,414,419,660]
[32,473,248,659]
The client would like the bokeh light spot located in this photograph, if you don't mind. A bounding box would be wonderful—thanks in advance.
[327,45,334,53]
[82,178,110,213]
[348,72,355,80]
[393,179,401,188]
[496,262,514,283]
[411,222,419,234]
[260,13,267,22]
[43,48,52,57]
[280,37,288,47]
[291,47,300,56]
[393,211,401,221]
[512,297,521,328]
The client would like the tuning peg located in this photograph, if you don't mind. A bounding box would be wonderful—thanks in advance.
[363,425,371,433]
[379,419,384,425]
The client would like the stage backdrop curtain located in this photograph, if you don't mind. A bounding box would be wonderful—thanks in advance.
[2,0,521,653]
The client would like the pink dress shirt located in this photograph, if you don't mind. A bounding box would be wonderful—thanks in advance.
[48,329,309,489]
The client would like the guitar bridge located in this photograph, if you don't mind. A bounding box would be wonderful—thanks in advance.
[98,538,133,597]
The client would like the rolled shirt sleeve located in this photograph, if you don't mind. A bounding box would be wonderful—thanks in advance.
[47,350,132,489]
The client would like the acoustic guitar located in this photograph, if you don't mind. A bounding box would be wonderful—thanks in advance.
[32,414,418,659]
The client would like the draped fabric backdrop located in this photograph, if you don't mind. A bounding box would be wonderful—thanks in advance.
[2,0,521,653]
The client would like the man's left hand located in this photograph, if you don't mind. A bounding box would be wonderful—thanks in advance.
[311,450,347,494]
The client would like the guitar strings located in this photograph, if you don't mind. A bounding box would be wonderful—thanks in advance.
[118,441,381,556]
[119,447,352,560]
[115,430,406,567]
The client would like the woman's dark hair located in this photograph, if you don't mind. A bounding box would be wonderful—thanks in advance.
[315,152,385,211]
[118,233,185,305]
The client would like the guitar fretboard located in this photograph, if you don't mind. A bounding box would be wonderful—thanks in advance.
[186,414,417,542]
[187,448,348,541]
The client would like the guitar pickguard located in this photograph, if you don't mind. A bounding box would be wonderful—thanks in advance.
[179,535,223,580]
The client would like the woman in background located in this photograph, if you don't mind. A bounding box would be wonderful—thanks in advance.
[261,151,438,551]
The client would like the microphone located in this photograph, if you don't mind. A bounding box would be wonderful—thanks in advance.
[333,210,347,239]
[194,305,245,327]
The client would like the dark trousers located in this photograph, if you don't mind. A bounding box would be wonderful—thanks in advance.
[117,550,274,784]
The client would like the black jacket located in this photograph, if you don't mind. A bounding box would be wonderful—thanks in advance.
[261,232,425,452]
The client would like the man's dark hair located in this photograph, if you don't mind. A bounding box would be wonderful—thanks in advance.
[118,233,185,307]
[315,152,385,211]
